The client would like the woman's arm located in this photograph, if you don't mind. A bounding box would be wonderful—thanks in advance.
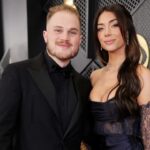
[141,102,150,150]
[137,65,150,150]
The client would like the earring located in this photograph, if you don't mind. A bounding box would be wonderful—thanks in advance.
[126,31,129,46]
[100,46,103,51]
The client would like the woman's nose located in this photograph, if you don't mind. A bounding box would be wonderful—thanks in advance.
[104,27,111,36]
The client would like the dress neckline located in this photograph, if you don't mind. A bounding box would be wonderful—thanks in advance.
[90,97,115,104]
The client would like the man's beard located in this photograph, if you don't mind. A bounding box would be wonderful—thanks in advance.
[46,46,79,61]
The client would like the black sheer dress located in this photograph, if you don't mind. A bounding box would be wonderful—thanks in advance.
[89,98,144,150]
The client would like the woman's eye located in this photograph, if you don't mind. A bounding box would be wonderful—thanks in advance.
[97,28,103,32]
[112,23,119,27]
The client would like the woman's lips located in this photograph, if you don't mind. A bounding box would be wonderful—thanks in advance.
[104,39,115,45]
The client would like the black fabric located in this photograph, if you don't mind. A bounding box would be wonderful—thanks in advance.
[44,51,77,132]
[0,52,92,150]
[44,51,73,78]
[89,99,144,150]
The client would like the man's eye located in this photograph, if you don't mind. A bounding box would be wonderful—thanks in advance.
[54,29,62,33]
[70,31,77,35]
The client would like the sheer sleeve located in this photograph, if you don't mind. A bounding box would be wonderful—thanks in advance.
[141,102,150,150]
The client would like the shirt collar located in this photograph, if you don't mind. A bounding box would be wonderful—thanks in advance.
[44,50,73,77]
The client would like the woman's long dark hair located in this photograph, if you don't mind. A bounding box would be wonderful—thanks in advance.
[94,4,141,116]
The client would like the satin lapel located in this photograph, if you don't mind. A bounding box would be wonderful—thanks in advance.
[28,54,59,119]
[64,72,83,138]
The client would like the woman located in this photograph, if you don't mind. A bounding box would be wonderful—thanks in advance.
[89,4,150,150]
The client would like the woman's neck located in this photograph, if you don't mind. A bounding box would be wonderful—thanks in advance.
[104,63,121,72]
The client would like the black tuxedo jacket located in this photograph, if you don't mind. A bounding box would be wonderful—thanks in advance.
[0,53,91,150]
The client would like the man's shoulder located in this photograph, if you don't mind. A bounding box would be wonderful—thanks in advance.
[72,68,91,88]
[72,68,89,81]
[9,53,43,68]
[3,53,44,75]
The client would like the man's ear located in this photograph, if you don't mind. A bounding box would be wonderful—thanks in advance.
[43,30,47,43]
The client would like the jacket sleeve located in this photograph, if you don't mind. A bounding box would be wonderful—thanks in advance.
[141,102,150,150]
[0,65,21,150]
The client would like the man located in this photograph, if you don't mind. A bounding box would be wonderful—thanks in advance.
[0,4,91,150]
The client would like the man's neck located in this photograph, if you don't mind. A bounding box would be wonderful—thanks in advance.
[46,50,70,68]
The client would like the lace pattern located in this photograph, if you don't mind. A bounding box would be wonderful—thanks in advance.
[94,116,141,136]
[141,102,150,150]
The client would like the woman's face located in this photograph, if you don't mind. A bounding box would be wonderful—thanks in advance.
[97,11,126,53]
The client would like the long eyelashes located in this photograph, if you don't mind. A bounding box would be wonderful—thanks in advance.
[97,23,119,32]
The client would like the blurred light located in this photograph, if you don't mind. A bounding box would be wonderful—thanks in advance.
[137,34,149,67]
[64,0,76,9]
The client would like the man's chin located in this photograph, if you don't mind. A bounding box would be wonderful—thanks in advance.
[58,56,73,61]
[57,52,78,60]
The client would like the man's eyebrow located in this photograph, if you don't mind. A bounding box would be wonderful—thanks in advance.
[53,26,63,28]
[97,19,118,26]
[69,28,79,31]
[54,26,79,31]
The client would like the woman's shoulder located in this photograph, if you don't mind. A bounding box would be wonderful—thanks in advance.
[90,68,103,85]
[137,65,150,105]
[90,68,103,79]
[137,65,150,81]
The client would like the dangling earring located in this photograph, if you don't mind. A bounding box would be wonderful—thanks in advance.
[101,47,103,51]
[126,31,129,46]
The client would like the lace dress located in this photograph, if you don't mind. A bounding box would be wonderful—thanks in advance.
[89,98,144,150]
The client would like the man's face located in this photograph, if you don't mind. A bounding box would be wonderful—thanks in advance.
[43,10,81,64]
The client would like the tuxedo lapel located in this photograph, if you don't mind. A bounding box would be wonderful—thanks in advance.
[64,72,83,138]
[28,53,59,119]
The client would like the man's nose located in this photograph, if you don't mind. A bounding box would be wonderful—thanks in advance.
[61,32,69,40]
